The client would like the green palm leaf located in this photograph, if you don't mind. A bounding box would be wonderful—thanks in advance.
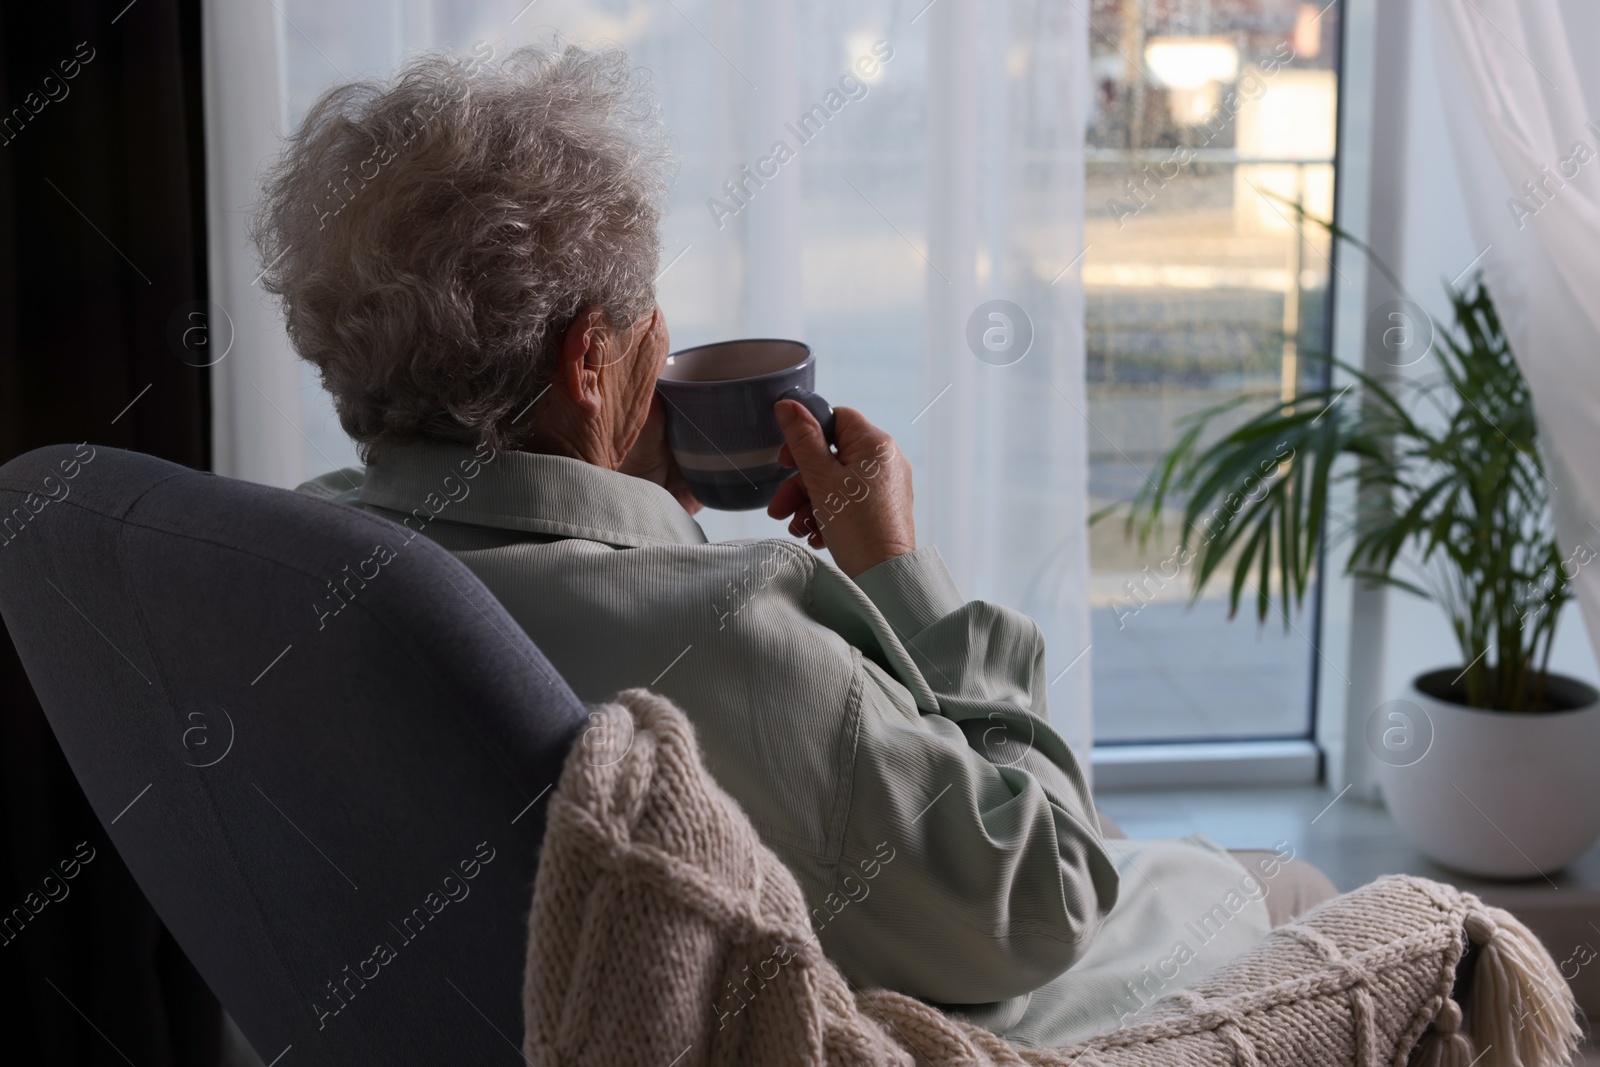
[1097,212,1570,713]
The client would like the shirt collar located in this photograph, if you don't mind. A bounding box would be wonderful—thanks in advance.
[357,441,708,548]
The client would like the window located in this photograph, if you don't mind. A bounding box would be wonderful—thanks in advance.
[1083,0,1341,746]
[253,0,1341,755]
[272,0,1103,751]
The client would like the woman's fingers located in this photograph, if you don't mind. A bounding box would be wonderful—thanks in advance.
[769,400,914,578]
[767,469,809,521]
[791,498,827,546]
[774,400,833,476]
[769,470,829,547]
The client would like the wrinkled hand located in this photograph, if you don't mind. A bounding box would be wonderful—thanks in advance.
[619,393,702,515]
[767,401,915,578]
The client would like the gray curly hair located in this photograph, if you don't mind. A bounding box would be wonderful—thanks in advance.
[251,44,672,457]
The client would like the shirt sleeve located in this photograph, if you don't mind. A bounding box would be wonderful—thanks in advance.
[806,547,1119,1005]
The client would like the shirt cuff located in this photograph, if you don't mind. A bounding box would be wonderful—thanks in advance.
[851,546,965,639]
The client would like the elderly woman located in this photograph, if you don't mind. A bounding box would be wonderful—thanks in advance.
[263,45,1333,1046]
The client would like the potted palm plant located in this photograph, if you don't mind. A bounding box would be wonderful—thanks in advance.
[1114,229,1600,878]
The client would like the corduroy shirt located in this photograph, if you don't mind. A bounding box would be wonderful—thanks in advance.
[301,440,1269,1045]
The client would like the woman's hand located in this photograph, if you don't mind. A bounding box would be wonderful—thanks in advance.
[619,392,702,515]
[767,401,915,578]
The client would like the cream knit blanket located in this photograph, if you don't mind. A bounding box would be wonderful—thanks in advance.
[523,689,1580,1067]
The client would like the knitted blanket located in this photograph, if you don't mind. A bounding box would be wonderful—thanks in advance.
[523,689,1580,1067]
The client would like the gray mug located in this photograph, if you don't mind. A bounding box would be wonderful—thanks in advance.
[654,338,836,511]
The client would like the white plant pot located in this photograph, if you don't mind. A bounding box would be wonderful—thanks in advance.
[1376,668,1600,879]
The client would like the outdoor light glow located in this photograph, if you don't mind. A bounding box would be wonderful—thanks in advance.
[1143,37,1240,90]
[846,30,887,83]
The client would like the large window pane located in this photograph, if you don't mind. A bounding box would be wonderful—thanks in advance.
[1085,0,1341,744]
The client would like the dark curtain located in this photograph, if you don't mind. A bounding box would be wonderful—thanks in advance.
[0,1,219,1064]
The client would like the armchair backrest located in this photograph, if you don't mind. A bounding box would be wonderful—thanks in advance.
[0,444,587,1066]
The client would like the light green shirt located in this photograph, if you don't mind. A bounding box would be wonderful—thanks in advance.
[300,441,1268,1045]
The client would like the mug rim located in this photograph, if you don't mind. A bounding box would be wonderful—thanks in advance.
[658,337,812,387]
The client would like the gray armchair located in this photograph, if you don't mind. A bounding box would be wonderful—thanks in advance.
[0,444,588,1066]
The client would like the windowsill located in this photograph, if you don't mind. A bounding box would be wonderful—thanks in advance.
[1092,740,1319,789]
[1095,784,1600,1017]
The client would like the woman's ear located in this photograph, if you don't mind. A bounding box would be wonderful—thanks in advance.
[557,307,608,416]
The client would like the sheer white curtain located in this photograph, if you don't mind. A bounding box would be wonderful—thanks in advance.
[1431,0,1600,671]
[203,0,302,487]
[206,0,1096,754]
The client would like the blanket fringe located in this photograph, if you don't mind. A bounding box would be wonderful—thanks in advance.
[1412,906,1581,1067]
[1411,999,1473,1067]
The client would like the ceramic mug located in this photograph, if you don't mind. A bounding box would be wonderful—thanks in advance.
[654,338,836,511]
